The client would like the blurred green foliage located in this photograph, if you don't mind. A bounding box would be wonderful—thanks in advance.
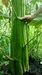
[0,0,42,73]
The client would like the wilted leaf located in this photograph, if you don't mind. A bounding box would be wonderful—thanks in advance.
[2,0,8,8]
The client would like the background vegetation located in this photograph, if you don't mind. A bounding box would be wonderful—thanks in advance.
[0,0,42,75]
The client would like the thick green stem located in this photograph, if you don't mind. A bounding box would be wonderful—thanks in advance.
[9,0,29,75]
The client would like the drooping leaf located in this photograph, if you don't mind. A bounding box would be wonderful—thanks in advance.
[30,14,42,27]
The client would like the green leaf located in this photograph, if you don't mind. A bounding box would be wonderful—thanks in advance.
[30,14,42,26]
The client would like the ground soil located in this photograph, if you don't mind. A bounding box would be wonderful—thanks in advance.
[23,56,42,75]
[0,57,42,75]
[30,57,42,75]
